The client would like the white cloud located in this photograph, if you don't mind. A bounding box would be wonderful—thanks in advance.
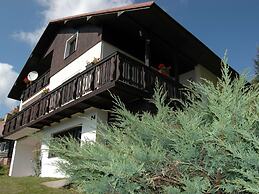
[0,63,18,111]
[14,0,134,46]
[13,28,45,47]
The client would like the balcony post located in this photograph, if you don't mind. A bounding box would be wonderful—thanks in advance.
[145,38,151,67]
[174,63,179,82]
[174,57,179,82]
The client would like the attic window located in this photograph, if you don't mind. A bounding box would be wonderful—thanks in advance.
[64,32,78,59]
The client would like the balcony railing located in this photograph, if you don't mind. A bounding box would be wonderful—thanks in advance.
[22,70,50,101]
[3,51,184,137]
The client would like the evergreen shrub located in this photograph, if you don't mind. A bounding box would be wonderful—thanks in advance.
[49,60,259,194]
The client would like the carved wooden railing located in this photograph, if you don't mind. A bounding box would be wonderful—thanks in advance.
[22,70,50,101]
[3,52,184,136]
[117,53,184,99]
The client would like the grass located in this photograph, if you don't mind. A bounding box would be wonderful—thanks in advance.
[0,176,79,194]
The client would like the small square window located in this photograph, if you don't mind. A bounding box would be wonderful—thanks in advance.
[64,32,78,59]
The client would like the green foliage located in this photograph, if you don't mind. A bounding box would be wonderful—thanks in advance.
[253,47,259,83]
[0,176,78,194]
[0,165,9,176]
[33,144,42,177]
[49,59,259,193]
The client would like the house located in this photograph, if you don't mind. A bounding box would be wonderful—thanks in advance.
[3,1,238,177]
[0,119,14,166]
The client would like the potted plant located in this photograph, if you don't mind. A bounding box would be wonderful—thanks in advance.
[158,64,171,77]
[42,88,49,94]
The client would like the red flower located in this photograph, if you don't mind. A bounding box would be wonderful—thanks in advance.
[23,76,30,84]
[158,63,165,69]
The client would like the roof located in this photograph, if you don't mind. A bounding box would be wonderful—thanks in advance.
[8,1,238,100]
[8,1,155,100]
[50,1,155,23]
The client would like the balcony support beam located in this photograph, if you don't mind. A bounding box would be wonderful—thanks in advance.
[56,112,71,119]
[44,117,60,123]
[4,127,40,140]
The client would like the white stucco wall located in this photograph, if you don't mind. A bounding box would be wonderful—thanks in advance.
[195,64,218,84]
[9,137,40,177]
[179,65,218,86]
[20,86,49,110]
[179,70,196,86]
[49,42,102,91]
[40,108,108,178]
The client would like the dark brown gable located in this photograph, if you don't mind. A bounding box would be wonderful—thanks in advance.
[49,25,102,77]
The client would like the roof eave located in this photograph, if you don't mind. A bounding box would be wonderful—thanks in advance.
[50,1,154,24]
[8,22,59,100]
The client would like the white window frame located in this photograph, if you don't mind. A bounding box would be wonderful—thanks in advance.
[64,32,79,59]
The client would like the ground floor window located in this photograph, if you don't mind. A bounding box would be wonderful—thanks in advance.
[49,126,82,158]
[52,126,82,140]
[0,142,9,155]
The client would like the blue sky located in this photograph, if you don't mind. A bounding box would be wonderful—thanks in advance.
[0,0,258,117]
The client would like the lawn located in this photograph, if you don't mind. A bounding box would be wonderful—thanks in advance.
[0,176,79,194]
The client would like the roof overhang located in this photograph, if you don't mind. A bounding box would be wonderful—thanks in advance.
[8,1,238,100]
[8,23,61,100]
[8,2,154,100]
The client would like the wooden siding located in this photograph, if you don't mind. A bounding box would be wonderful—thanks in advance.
[22,71,50,102]
[49,25,102,77]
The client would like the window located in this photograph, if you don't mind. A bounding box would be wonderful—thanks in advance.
[0,142,9,154]
[53,126,82,140]
[64,32,78,59]
[49,126,82,158]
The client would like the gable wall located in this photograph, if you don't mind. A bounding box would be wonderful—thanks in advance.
[48,25,102,77]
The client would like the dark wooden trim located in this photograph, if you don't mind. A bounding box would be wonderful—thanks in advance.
[56,112,72,119]
[51,114,64,120]
[3,51,184,138]
[145,38,151,67]
[38,120,51,126]
[44,117,60,123]
[22,70,50,101]
[174,57,179,82]
[50,25,102,77]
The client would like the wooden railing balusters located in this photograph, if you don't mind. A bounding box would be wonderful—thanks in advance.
[22,71,50,101]
[3,52,184,136]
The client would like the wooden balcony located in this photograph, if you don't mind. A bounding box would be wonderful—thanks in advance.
[22,70,50,101]
[3,51,184,139]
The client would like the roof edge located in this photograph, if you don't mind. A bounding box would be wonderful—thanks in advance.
[49,1,155,24]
